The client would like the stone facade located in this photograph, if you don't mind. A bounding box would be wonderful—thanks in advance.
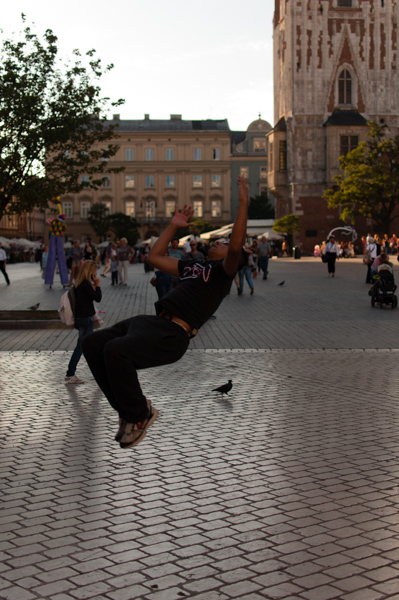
[269,0,399,253]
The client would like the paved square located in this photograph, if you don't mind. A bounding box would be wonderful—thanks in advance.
[2,259,399,599]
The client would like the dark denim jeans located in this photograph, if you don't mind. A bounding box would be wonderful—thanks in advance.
[66,317,93,377]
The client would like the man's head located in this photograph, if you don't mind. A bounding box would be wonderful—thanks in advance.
[261,236,266,243]
[171,237,179,250]
[190,241,198,251]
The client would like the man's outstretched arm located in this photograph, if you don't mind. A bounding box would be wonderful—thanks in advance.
[147,205,194,276]
[223,177,250,275]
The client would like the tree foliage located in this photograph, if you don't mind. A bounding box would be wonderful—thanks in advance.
[248,195,275,219]
[323,122,399,235]
[107,213,140,246]
[0,16,125,219]
[272,214,301,236]
[87,202,111,241]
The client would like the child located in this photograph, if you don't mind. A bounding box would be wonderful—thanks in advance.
[111,257,118,286]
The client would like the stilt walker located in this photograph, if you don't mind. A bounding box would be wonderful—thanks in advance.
[45,200,69,287]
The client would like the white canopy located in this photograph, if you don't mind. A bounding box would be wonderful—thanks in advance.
[0,236,11,247]
[257,230,285,240]
[137,236,159,247]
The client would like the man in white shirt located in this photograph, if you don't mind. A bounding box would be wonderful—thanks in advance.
[0,245,10,285]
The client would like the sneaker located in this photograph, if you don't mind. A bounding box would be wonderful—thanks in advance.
[115,417,128,442]
[250,287,254,295]
[237,287,242,296]
[65,375,84,384]
[119,407,159,449]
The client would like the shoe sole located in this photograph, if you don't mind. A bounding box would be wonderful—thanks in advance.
[65,380,84,384]
[120,408,159,449]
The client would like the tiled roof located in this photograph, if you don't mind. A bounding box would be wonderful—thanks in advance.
[108,118,230,132]
[324,110,368,127]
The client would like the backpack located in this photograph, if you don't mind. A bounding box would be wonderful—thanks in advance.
[58,287,76,326]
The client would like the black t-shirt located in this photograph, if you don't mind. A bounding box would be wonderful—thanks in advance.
[74,279,102,318]
[155,259,234,331]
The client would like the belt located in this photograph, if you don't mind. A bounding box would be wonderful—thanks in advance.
[159,310,197,337]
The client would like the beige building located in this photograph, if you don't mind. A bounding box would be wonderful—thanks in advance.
[55,115,232,243]
[268,0,399,253]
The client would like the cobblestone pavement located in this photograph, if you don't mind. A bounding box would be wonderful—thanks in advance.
[2,259,399,599]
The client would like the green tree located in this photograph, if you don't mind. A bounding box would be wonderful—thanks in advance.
[0,17,125,220]
[108,213,140,246]
[248,195,275,219]
[272,214,301,248]
[87,202,110,241]
[323,122,399,235]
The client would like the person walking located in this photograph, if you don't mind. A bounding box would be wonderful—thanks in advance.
[237,245,255,295]
[322,235,339,277]
[81,176,250,450]
[67,240,82,287]
[0,245,10,285]
[258,236,271,280]
[65,260,102,384]
[117,238,132,285]
[364,236,378,284]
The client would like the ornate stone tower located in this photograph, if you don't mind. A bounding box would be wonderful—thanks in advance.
[268,0,399,252]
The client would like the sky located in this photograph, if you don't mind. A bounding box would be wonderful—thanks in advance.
[1,0,275,131]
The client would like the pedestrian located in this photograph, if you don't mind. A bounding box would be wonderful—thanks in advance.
[81,176,250,449]
[41,245,49,280]
[364,236,378,283]
[83,239,94,261]
[67,240,82,287]
[100,246,111,277]
[184,240,204,261]
[0,245,10,285]
[237,245,255,295]
[117,238,132,285]
[258,236,271,280]
[167,236,185,289]
[322,235,339,277]
[65,260,102,384]
[110,256,119,286]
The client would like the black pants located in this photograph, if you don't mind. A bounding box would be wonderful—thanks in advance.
[82,315,190,422]
[326,252,336,274]
[0,261,9,285]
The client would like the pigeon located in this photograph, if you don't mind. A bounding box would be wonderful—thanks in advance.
[28,303,40,311]
[277,281,285,286]
[212,380,233,396]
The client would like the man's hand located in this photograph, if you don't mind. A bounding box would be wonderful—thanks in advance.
[238,176,249,205]
[170,204,194,229]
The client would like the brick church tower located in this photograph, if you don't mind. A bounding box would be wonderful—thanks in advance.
[268,0,399,253]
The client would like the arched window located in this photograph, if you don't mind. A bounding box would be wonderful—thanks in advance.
[338,69,352,105]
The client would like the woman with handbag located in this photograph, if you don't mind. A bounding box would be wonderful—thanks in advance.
[364,236,378,284]
[65,260,102,384]
[322,235,339,277]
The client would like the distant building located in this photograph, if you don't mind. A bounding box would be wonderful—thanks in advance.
[230,117,272,220]
[53,115,232,243]
[268,0,399,252]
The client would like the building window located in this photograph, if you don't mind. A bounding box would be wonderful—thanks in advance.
[125,148,134,161]
[166,148,174,161]
[193,201,203,218]
[193,148,202,161]
[213,148,221,160]
[165,201,175,217]
[340,135,358,156]
[101,176,111,188]
[165,175,175,188]
[279,141,287,171]
[211,200,222,218]
[63,202,73,219]
[260,166,268,180]
[80,201,91,219]
[145,175,155,188]
[102,201,111,213]
[338,0,352,6]
[254,138,266,152]
[125,201,135,217]
[211,174,221,188]
[193,175,203,188]
[125,175,135,189]
[145,200,156,218]
[259,185,268,196]
[269,143,273,171]
[145,148,154,161]
[338,69,352,104]
[240,166,249,179]
[80,175,90,186]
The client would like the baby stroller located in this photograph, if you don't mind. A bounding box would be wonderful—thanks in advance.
[370,268,398,309]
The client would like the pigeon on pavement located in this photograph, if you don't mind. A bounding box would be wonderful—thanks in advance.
[277,281,285,286]
[212,380,233,396]
[28,303,40,310]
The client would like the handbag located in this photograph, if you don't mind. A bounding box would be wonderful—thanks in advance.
[150,276,157,286]
[321,254,328,263]
[92,309,104,329]
[363,251,373,265]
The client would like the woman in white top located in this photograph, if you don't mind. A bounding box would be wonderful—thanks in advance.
[365,236,378,283]
[322,235,339,277]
